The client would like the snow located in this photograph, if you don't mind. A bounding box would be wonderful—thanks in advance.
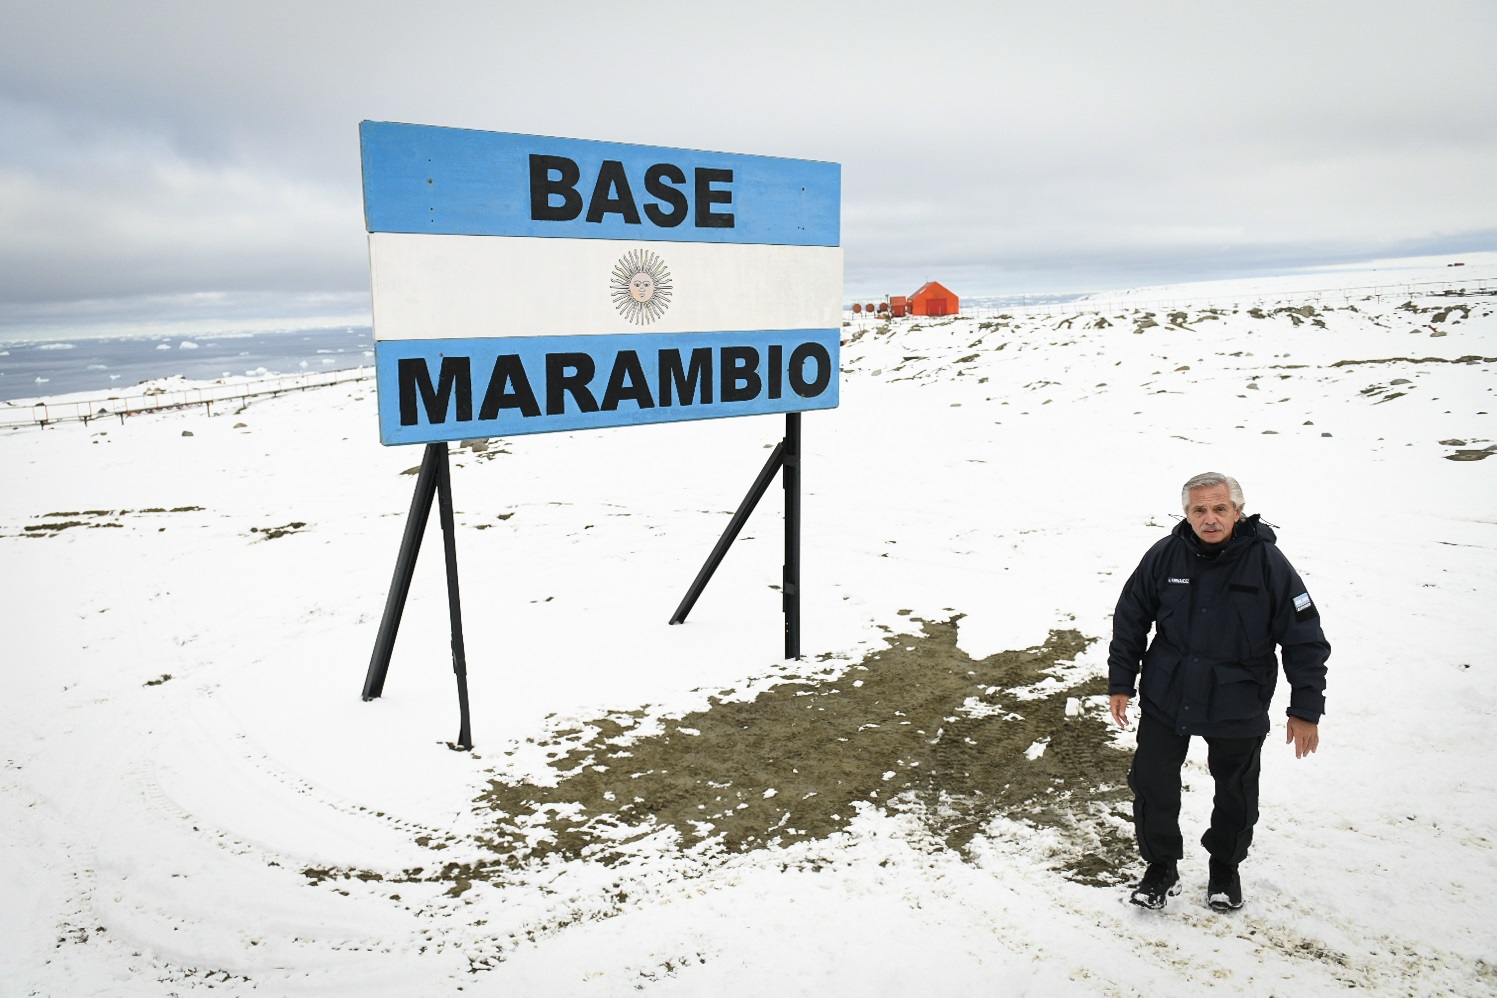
[3,256,1496,995]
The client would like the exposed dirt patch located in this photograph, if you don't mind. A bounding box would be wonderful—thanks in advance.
[1330,355,1496,368]
[22,520,100,535]
[10,507,205,538]
[250,521,307,539]
[1445,445,1496,462]
[464,618,1134,886]
[301,618,1139,906]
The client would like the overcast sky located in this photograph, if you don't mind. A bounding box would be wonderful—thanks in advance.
[2,0,1494,338]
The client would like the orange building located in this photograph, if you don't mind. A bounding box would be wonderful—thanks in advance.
[909,281,959,317]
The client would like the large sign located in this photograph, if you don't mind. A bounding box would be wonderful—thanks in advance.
[360,122,842,445]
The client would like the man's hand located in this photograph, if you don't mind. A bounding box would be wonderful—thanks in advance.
[1109,693,1132,729]
[1286,716,1320,759]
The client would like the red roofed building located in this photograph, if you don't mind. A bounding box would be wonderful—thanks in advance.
[909,281,959,317]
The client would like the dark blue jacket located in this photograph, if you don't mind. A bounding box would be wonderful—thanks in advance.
[1108,514,1329,737]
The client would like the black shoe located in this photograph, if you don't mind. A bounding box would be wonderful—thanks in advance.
[1130,862,1181,909]
[1207,859,1243,911]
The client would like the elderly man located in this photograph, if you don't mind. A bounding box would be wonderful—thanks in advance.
[1108,472,1329,911]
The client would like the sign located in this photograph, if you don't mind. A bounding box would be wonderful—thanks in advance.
[360,122,842,445]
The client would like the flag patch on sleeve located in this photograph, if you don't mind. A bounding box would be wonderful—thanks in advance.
[1293,591,1318,621]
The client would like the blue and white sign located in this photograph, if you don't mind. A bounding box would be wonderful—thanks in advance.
[361,121,842,445]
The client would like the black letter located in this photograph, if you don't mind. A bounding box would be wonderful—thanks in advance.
[768,344,783,400]
[789,343,831,398]
[398,356,472,426]
[586,160,641,224]
[643,163,688,227]
[530,154,583,221]
[721,346,761,403]
[601,350,655,411]
[658,348,713,405]
[478,355,541,420]
[694,167,734,228]
[546,353,599,415]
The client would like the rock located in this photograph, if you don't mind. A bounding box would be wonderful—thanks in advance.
[1445,446,1496,462]
[181,430,194,437]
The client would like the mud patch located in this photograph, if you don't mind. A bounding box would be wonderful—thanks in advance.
[250,521,307,539]
[1444,443,1495,462]
[472,618,1134,886]
[9,507,205,538]
[1330,354,1496,368]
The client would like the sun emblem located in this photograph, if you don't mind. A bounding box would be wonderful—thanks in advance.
[610,249,673,325]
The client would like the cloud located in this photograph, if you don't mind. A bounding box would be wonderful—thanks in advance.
[0,0,1493,331]
[0,98,363,304]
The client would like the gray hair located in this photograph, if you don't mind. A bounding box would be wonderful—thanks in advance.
[1181,472,1244,512]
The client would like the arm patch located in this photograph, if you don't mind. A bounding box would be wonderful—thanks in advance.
[1293,591,1319,622]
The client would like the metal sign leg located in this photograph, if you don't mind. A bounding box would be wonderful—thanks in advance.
[670,413,804,661]
[361,441,473,750]
[434,446,473,750]
[669,439,785,626]
[362,442,442,700]
[782,413,801,660]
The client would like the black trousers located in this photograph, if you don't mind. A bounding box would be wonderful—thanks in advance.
[1129,711,1266,867]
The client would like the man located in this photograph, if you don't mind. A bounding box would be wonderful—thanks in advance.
[1108,472,1329,911]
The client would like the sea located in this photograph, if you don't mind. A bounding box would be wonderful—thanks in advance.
[0,327,374,403]
[2,301,1093,403]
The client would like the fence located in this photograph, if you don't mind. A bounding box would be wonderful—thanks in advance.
[0,366,373,432]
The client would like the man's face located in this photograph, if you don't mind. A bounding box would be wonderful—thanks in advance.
[1185,483,1241,545]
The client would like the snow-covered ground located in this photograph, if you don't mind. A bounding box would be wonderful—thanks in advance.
[3,258,1495,996]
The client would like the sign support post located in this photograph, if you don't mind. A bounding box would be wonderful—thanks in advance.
[362,443,440,702]
[361,441,473,750]
[668,412,802,661]
[434,447,473,750]
[782,412,801,660]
